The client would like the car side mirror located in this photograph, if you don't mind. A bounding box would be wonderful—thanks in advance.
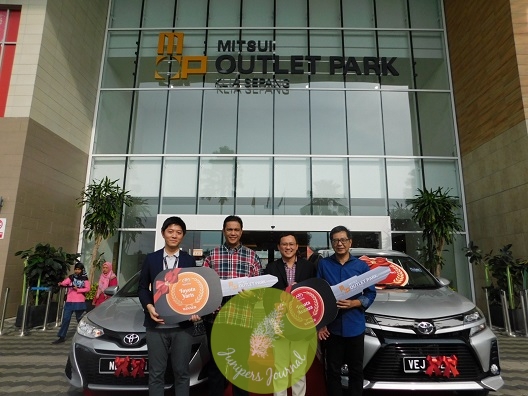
[438,277,450,286]
[104,285,119,296]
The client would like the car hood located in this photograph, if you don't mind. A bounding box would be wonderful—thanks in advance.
[87,297,146,332]
[367,286,476,319]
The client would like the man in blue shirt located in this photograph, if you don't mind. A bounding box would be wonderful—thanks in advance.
[317,226,376,396]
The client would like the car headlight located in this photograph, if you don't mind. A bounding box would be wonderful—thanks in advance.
[77,317,104,338]
[464,308,486,336]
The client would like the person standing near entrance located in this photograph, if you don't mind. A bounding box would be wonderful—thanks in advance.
[52,262,90,344]
[203,215,263,396]
[138,216,200,396]
[317,225,376,396]
[264,233,317,396]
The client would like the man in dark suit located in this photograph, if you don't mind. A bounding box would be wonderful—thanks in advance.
[264,233,317,396]
[138,216,200,396]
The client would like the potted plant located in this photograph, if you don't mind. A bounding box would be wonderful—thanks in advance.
[78,177,134,284]
[466,242,528,331]
[14,243,80,328]
[407,187,463,277]
[486,244,528,331]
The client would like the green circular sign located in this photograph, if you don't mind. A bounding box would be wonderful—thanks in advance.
[210,288,318,394]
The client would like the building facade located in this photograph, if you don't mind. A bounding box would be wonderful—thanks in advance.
[1,0,527,318]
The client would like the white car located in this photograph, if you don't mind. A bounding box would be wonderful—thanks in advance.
[65,271,209,392]
[318,248,503,396]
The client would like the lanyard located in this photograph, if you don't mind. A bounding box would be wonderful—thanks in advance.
[163,255,179,270]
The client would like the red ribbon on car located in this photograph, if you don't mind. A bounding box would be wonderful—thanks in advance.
[130,358,146,378]
[425,355,459,378]
[425,355,442,377]
[441,355,459,378]
[114,356,130,377]
[153,268,181,303]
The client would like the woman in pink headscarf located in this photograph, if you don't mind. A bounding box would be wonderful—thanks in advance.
[93,262,118,306]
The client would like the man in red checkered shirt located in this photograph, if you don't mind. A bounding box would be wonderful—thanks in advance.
[204,215,262,396]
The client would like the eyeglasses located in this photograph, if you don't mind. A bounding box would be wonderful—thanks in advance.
[331,238,350,245]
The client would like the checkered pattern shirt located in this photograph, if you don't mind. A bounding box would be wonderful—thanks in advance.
[204,243,262,328]
[285,262,296,286]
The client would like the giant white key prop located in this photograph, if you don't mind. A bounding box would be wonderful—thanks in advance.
[330,266,391,301]
[220,274,278,296]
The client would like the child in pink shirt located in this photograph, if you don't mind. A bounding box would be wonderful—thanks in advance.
[52,262,90,344]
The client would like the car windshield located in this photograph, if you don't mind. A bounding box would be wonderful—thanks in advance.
[353,254,439,289]
[115,271,140,297]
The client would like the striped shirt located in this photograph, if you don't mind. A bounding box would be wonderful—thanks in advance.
[285,262,296,286]
[204,243,262,328]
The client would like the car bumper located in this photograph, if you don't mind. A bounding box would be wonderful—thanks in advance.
[65,333,209,391]
[347,326,504,392]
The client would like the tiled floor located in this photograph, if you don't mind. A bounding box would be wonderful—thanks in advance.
[0,317,526,396]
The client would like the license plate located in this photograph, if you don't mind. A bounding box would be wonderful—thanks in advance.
[403,357,427,373]
[99,357,149,374]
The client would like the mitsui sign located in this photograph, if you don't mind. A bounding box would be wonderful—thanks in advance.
[155,32,399,82]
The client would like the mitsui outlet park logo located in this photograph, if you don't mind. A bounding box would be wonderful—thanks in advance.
[154,31,399,85]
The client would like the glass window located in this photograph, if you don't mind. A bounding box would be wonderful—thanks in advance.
[0,8,20,117]
[94,91,133,154]
[129,90,167,154]
[274,158,310,215]
[375,0,408,28]
[442,234,471,299]
[91,158,126,185]
[208,0,241,27]
[276,0,307,27]
[310,91,347,155]
[166,90,203,154]
[413,31,449,90]
[201,91,238,154]
[408,0,442,29]
[161,158,199,214]
[346,91,384,155]
[391,232,422,262]
[342,0,375,28]
[142,0,176,27]
[242,0,273,26]
[343,31,379,86]
[119,231,155,282]
[309,158,349,216]
[124,157,162,228]
[238,92,273,154]
[423,159,464,219]
[309,0,340,28]
[382,91,419,156]
[109,0,142,28]
[386,159,422,204]
[236,158,272,215]
[275,30,308,76]
[175,0,208,27]
[309,30,342,79]
[101,31,138,89]
[349,158,387,216]
[274,90,310,154]
[198,157,235,214]
[418,92,456,156]
[378,32,413,88]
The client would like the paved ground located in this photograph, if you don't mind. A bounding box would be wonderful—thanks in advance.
[0,317,527,396]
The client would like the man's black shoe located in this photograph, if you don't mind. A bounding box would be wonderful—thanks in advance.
[51,337,65,344]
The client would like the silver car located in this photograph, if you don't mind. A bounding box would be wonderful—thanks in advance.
[319,248,503,396]
[64,271,209,392]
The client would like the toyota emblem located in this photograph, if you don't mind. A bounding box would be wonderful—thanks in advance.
[123,333,140,345]
[415,321,435,335]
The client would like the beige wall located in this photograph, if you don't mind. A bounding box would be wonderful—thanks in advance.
[0,0,108,317]
[445,0,528,309]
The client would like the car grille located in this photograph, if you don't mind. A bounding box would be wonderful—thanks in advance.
[363,339,485,382]
[75,344,155,386]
